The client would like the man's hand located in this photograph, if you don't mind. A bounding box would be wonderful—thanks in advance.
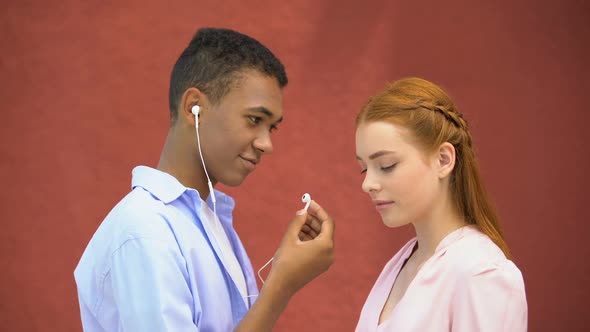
[234,200,335,332]
[267,200,335,296]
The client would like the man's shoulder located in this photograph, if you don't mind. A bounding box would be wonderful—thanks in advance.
[74,187,188,318]
[75,187,183,276]
[101,187,178,240]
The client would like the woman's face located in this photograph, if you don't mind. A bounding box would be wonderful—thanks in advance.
[356,121,442,228]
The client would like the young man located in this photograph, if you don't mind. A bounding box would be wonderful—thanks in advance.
[74,27,335,331]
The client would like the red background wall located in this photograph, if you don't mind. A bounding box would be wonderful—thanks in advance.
[1,0,588,331]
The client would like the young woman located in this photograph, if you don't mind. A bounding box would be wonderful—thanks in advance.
[355,78,527,331]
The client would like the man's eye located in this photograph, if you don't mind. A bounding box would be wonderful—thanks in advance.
[360,169,367,174]
[269,125,279,133]
[248,116,261,124]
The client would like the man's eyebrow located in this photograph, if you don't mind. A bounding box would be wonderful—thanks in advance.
[246,107,283,123]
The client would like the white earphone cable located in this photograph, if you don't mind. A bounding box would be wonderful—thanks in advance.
[195,112,216,214]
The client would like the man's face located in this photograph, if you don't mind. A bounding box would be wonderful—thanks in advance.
[199,70,284,186]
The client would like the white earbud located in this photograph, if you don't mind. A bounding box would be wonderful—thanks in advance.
[302,193,311,211]
[191,105,200,128]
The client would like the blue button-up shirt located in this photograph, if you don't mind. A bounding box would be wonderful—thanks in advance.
[74,166,259,331]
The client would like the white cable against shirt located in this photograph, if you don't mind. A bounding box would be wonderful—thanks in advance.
[195,116,216,214]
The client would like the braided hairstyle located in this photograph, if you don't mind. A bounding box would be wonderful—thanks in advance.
[356,77,510,258]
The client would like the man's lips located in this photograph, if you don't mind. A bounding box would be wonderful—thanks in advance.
[239,155,259,164]
[239,155,259,171]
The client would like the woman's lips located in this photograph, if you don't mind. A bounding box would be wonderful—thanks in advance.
[374,200,394,211]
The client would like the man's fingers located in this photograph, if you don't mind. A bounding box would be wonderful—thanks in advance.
[284,212,310,244]
[307,201,335,241]
[298,231,313,241]
[307,216,321,234]
[301,224,318,238]
[307,201,330,223]
[289,200,334,243]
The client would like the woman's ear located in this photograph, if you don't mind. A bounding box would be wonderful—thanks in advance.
[437,142,456,179]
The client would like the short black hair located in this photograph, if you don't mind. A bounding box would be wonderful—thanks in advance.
[168,27,288,121]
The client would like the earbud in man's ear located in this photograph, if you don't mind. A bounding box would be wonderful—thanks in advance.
[191,105,200,116]
[191,105,200,128]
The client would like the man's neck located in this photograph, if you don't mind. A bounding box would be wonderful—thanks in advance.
[157,128,212,201]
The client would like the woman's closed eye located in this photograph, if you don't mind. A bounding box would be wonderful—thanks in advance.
[380,164,397,172]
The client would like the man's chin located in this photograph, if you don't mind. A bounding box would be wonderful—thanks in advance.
[219,174,247,187]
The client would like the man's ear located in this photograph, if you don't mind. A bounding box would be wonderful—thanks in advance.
[178,87,207,126]
[437,142,456,179]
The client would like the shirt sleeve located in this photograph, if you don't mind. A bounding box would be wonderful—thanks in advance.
[451,262,528,332]
[110,236,199,332]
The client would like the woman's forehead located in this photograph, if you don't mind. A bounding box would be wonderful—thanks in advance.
[357,122,411,147]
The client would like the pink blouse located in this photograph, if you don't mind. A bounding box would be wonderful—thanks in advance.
[356,226,527,331]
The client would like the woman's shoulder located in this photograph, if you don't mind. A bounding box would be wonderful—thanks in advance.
[442,227,524,286]
[442,228,528,329]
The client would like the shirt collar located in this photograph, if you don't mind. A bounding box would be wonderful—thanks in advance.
[434,224,480,253]
[131,166,235,212]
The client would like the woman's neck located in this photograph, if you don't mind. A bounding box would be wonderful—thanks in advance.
[412,195,467,261]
